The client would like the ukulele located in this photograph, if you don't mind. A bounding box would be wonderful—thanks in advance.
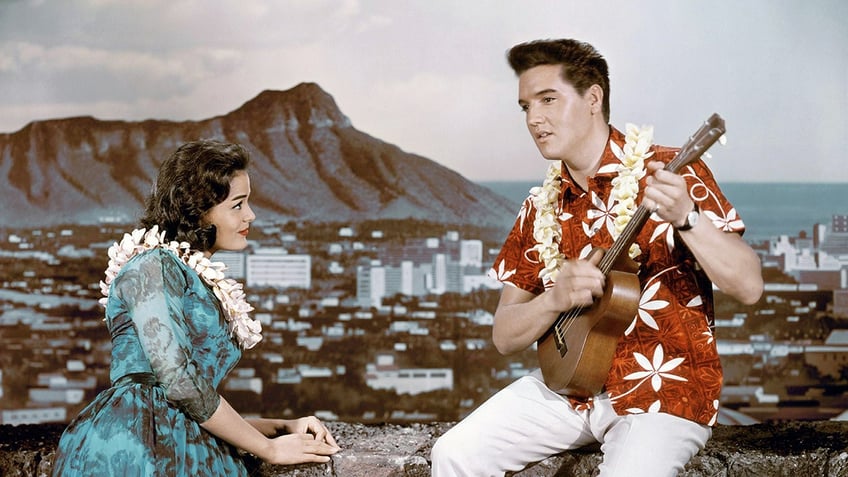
[537,113,727,397]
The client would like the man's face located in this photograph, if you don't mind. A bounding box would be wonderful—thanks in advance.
[517,64,597,163]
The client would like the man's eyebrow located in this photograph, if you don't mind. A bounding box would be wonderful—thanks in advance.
[518,88,559,104]
[533,88,558,96]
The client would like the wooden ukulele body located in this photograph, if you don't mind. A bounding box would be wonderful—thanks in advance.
[537,257,640,397]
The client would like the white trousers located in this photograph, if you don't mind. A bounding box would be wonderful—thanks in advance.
[431,371,711,477]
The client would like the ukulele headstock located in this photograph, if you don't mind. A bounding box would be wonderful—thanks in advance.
[667,113,726,173]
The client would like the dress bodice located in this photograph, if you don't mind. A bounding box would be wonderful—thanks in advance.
[105,247,241,421]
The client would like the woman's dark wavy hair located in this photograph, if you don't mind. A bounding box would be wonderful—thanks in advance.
[139,139,251,251]
[507,39,611,122]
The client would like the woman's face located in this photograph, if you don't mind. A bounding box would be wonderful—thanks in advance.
[203,170,255,256]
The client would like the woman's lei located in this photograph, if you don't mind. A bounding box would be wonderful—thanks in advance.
[99,225,262,349]
[530,123,653,284]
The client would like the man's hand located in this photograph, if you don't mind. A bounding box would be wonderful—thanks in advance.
[548,249,605,312]
[642,160,693,228]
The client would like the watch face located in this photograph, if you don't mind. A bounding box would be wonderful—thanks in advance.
[677,208,699,231]
[688,210,699,227]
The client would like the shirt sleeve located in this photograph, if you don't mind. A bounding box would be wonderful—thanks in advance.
[681,159,746,235]
[113,248,221,422]
[488,196,547,296]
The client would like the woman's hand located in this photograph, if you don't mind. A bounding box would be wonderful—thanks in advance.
[202,399,342,466]
[246,415,341,465]
[262,431,340,465]
[282,416,340,449]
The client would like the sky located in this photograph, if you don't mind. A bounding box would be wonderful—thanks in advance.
[0,0,845,183]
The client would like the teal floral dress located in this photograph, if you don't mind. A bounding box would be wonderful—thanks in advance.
[52,248,247,476]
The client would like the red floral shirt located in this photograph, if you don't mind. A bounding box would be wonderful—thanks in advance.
[489,126,744,426]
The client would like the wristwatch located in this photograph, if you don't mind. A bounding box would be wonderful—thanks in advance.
[675,205,699,231]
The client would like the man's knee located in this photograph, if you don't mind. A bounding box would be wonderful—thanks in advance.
[431,424,480,471]
[431,427,460,463]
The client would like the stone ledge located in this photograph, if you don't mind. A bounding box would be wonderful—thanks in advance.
[2,421,848,476]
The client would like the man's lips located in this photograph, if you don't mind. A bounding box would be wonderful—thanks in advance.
[536,131,552,140]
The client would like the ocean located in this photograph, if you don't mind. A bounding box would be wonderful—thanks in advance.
[479,181,848,243]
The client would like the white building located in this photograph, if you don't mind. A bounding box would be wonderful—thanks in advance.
[835,289,848,316]
[28,388,84,405]
[356,248,497,307]
[459,239,483,267]
[212,251,246,279]
[766,216,848,290]
[1,407,66,425]
[275,368,302,384]
[247,249,311,289]
[296,364,333,378]
[224,379,263,394]
[356,259,429,308]
[364,353,453,395]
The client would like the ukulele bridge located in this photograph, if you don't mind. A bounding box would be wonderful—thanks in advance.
[554,332,568,357]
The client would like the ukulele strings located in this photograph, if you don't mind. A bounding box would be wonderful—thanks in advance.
[553,206,645,346]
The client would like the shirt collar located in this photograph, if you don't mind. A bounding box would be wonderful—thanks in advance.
[594,126,626,178]
[556,125,625,196]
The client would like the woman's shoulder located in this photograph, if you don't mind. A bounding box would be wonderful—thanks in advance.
[116,247,193,283]
[124,246,183,268]
[109,247,200,302]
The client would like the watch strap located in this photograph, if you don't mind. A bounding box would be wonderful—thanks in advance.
[675,205,699,231]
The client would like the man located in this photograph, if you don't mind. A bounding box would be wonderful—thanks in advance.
[430,39,763,476]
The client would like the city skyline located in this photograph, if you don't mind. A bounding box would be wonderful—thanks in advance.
[3,212,848,427]
[1,0,846,183]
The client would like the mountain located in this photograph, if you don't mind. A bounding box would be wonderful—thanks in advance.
[0,83,517,229]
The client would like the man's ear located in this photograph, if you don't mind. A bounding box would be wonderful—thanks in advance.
[587,84,604,114]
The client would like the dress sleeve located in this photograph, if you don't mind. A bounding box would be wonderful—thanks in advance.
[113,249,221,422]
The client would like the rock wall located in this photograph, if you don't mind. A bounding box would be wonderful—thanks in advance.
[2,421,848,476]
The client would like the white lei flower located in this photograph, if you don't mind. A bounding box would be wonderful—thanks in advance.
[529,163,565,283]
[611,124,654,259]
[530,124,653,284]
[99,225,262,349]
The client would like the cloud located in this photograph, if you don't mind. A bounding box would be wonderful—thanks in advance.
[0,0,845,182]
[0,39,244,104]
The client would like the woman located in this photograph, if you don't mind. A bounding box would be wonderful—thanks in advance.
[52,140,340,476]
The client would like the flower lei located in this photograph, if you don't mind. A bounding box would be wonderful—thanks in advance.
[530,123,653,284]
[99,225,262,349]
[529,164,565,283]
